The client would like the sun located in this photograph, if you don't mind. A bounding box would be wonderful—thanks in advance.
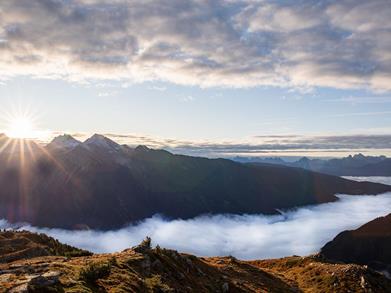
[1,105,50,141]
[5,116,36,139]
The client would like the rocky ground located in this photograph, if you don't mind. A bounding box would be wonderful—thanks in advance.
[0,232,390,292]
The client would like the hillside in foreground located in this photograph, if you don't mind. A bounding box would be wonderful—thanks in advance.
[0,231,390,292]
[0,230,91,264]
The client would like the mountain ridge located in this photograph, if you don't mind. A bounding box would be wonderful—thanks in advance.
[0,134,390,229]
[321,213,391,276]
[236,153,391,176]
[0,230,390,292]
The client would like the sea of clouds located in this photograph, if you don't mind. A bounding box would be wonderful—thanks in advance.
[343,176,391,186]
[0,177,390,260]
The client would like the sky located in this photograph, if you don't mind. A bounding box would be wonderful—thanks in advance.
[0,0,390,157]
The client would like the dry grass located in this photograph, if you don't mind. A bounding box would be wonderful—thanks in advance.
[0,232,390,292]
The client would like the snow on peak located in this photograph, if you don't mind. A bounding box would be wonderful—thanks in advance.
[48,134,81,150]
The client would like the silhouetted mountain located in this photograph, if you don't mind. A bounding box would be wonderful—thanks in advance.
[0,134,390,230]
[46,134,81,151]
[321,214,391,276]
[236,153,391,176]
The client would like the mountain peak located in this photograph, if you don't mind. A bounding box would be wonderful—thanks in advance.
[47,134,81,150]
[298,157,310,162]
[135,145,150,152]
[84,134,121,151]
[353,153,365,159]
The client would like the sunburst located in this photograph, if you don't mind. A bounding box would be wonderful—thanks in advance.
[5,116,35,139]
[1,105,49,141]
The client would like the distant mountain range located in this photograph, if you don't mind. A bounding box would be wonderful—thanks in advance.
[321,213,391,277]
[0,134,390,230]
[234,154,391,176]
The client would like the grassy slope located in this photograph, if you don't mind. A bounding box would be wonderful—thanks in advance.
[0,230,91,263]
[0,232,390,292]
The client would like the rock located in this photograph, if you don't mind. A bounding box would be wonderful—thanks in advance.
[9,271,62,292]
[196,267,205,276]
[0,273,13,282]
[140,255,151,275]
[152,259,163,271]
[29,271,60,287]
[9,283,28,293]
[133,237,152,254]
[170,251,179,260]
[222,282,229,292]
[360,275,369,290]
[177,272,185,280]
[185,257,193,268]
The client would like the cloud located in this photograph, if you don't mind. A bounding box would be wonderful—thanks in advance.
[1,192,391,259]
[41,132,391,157]
[343,176,391,186]
[181,95,195,102]
[111,133,391,157]
[0,0,390,91]
[149,85,167,92]
[328,96,391,104]
[98,90,118,97]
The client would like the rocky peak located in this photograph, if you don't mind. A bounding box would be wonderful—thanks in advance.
[47,134,81,150]
[83,134,121,151]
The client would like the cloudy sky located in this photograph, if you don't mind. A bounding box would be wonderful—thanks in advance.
[0,0,390,157]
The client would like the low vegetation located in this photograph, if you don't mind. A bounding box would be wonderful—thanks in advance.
[0,233,390,292]
[79,261,112,284]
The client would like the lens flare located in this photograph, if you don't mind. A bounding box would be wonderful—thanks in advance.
[5,116,35,139]
[1,104,49,141]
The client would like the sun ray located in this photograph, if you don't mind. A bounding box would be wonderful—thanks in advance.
[6,139,18,164]
[0,137,12,154]
[25,140,37,162]
[1,104,49,142]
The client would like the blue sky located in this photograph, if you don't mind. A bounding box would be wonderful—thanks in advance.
[0,0,390,157]
[1,77,391,140]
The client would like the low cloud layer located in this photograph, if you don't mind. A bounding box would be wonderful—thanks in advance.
[0,0,390,91]
[66,132,391,157]
[1,191,391,260]
[343,176,391,186]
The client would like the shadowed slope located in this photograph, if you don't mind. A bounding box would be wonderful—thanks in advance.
[0,134,390,229]
[321,214,391,275]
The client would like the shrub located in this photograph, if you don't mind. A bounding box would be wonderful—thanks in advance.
[79,261,111,283]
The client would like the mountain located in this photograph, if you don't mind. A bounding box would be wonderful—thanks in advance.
[0,136,43,168]
[321,214,391,276]
[46,134,81,151]
[84,133,121,150]
[0,134,390,230]
[1,231,390,292]
[237,154,391,176]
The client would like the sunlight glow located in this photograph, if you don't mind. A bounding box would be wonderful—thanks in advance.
[5,116,35,139]
[1,104,50,141]
[5,115,37,139]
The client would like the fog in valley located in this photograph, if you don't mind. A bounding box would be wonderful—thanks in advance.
[1,177,390,260]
